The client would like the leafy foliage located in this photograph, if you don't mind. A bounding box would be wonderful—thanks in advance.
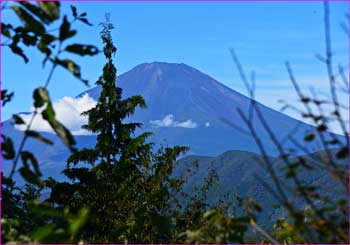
[1,2,98,243]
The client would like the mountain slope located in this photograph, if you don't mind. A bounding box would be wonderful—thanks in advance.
[80,62,337,156]
[3,62,343,183]
[175,149,347,229]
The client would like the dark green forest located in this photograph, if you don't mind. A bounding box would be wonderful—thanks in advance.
[1,2,349,244]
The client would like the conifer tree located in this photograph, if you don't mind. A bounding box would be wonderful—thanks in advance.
[47,17,187,243]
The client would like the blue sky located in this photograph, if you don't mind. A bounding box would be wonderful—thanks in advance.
[2,1,348,131]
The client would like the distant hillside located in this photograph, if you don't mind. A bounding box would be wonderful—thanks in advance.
[175,149,347,229]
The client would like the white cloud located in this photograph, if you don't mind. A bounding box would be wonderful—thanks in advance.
[150,114,197,129]
[205,122,210,127]
[16,94,97,135]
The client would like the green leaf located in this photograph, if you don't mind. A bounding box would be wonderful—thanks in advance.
[42,102,55,121]
[71,5,77,18]
[37,34,56,64]
[37,34,56,52]
[54,58,88,85]
[65,44,99,56]
[336,148,348,159]
[304,133,315,142]
[42,103,76,151]
[22,32,37,46]
[19,2,49,25]
[38,2,60,21]
[59,15,76,42]
[317,124,327,132]
[33,87,49,108]
[28,201,61,218]
[285,168,296,178]
[9,42,29,63]
[2,136,15,160]
[12,114,25,125]
[11,6,45,35]
[69,208,89,235]
[21,151,41,176]
[78,17,92,26]
[31,224,56,242]
[300,97,310,103]
[33,88,76,150]
[1,23,12,38]
[19,166,42,186]
[26,130,53,145]
[50,120,76,152]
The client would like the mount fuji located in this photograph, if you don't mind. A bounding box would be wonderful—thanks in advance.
[3,62,342,181]
[79,62,333,156]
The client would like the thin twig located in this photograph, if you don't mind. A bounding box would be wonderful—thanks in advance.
[1,1,9,10]
[250,219,280,244]
[323,1,349,145]
[286,62,338,169]
[9,61,57,179]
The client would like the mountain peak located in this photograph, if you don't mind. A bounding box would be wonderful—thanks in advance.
[135,61,189,69]
[131,61,197,78]
[80,61,226,99]
[123,61,228,92]
[82,61,249,112]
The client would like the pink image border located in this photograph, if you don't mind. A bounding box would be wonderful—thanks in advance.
[0,0,349,244]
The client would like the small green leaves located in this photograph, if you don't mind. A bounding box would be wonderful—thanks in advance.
[1,90,14,106]
[65,44,99,56]
[59,16,76,42]
[285,163,299,178]
[70,5,92,26]
[298,157,314,170]
[26,202,89,243]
